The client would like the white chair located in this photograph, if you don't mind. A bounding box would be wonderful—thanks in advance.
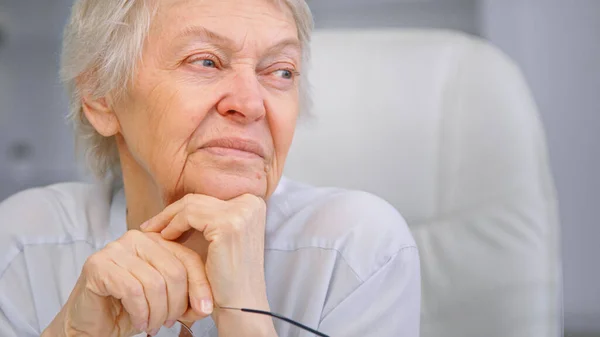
[284,29,562,337]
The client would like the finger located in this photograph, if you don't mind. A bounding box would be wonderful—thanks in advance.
[109,251,168,332]
[160,208,212,241]
[154,238,215,318]
[140,199,184,233]
[100,259,150,332]
[141,194,223,234]
[132,233,189,323]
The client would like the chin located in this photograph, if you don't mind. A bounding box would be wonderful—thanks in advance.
[183,171,268,201]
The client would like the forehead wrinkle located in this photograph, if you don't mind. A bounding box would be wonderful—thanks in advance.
[163,0,296,27]
[156,0,298,45]
[169,25,299,62]
[174,25,237,52]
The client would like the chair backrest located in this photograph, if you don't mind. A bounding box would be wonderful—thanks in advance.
[284,29,562,337]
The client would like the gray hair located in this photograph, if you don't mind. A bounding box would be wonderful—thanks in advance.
[61,0,313,179]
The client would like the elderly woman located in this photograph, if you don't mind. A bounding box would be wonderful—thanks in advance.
[0,0,420,336]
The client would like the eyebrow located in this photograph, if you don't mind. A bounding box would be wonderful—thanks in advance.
[176,26,236,48]
[264,38,302,59]
[175,26,302,58]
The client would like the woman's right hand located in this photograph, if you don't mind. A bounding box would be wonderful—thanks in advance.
[43,230,213,337]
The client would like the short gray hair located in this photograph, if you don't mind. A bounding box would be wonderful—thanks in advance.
[61,0,313,179]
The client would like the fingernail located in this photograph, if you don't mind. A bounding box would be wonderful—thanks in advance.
[140,221,149,230]
[165,320,176,328]
[148,328,160,336]
[201,299,214,315]
[192,297,202,314]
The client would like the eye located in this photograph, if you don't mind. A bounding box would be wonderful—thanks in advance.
[273,69,297,80]
[187,54,220,69]
[196,59,216,68]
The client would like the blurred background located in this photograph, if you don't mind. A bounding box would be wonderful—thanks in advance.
[0,0,598,336]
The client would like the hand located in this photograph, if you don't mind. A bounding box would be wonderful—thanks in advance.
[141,193,269,311]
[142,194,268,308]
[44,231,213,337]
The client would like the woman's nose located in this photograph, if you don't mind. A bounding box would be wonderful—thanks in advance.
[216,70,266,124]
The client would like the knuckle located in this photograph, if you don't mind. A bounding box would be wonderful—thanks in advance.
[183,194,197,207]
[124,280,144,298]
[191,278,212,293]
[241,193,255,201]
[252,194,266,208]
[226,221,242,235]
[230,214,246,230]
[104,241,122,252]
[244,207,257,220]
[244,193,265,208]
[83,252,105,272]
[146,276,167,294]
[253,201,267,216]
[163,263,187,284]
[180,206,192,222]
[144,231,162,241]
[122,229,142,241]
[185,251,203,266]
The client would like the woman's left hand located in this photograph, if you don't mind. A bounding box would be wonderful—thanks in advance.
[140,194,271,322]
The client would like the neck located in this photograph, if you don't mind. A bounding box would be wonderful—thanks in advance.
[116,138,166,230]
[123,176,165,231]
[116,138,210,261]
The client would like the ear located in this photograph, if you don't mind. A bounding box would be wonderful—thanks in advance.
[82,94,120,137]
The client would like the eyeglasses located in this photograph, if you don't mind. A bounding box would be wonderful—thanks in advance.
[152,307,330,337]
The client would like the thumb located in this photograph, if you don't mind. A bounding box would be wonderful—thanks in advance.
[64,277,141,337]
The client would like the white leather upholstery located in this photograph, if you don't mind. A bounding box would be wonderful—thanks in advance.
[284,29,562,337]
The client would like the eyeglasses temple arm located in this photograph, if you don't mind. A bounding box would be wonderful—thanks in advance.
[220,307,330,337]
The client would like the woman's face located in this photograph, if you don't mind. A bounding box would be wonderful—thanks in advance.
[110,0,301,203]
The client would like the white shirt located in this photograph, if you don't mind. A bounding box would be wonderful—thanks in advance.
[0,177,420,337]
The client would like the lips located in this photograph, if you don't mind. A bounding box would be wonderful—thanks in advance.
[199,137,267,159]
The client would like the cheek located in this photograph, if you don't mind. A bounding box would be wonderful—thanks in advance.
[270,96,299,162]
[150,87,214,168]
[123,79,216,179]
[138,88,192,156]
[264,96,298,198]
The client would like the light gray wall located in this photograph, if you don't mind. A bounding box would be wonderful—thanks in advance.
[480,1,600,334]
[0,0,78,201]
[308,0,479,34]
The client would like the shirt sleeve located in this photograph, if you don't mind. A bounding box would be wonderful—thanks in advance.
[0,309,19,337]
[318,246,421,337]
[0,189,51,337]
[0,253,42,337]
